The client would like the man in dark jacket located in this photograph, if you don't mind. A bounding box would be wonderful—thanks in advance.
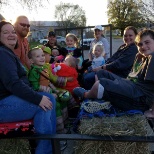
[44,31,61,63]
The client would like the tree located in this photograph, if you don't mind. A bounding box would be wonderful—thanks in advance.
[107,0,146,35]
[0,0,48,10]
[54,2,86,28]
[139,0,154,24]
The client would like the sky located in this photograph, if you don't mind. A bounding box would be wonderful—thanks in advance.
[1,0,108,26]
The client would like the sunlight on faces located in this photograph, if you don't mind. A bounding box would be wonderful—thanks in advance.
[94,29,102,39]
[66,36,76,48]
[0,24,17,50]
[14,16,30,38]
[123,29,136,46]
[93,45,104,58]
[30,49,45,67]
[136,36,154,57]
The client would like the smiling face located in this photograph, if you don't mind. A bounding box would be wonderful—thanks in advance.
[48,35,57,46]
[137,35,154,57]
[0,23,17,50]
[30,49,45,67]
[93,45,103,58]
[14,16,30,38]
[94,29,102,39]
[66,36,76,48]
[123,29,136,46]
[52,49,59,57]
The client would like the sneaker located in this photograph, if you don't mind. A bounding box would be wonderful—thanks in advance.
[73,87,87,100]
[60,140,67,151]
[83,100,111,113]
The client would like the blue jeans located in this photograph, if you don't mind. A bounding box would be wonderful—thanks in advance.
[0,92,56,154]
[83,72,95,90]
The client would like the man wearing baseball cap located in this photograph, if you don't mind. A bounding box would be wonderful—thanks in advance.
[44,31,61,50]
[89,25,110,61]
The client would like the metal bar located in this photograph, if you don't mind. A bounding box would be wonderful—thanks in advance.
[109,24,112,57]
[52,139,61,154]
[1,134,154,143]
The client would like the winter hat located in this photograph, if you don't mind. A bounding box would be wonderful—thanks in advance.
[38,45,51,54]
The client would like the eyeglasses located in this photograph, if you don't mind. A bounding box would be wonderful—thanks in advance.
[19,23,30,28]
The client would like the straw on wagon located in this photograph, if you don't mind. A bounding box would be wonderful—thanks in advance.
[75,115,151,154]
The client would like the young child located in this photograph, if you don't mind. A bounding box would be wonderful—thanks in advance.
[87,43,105,72]
[50,46,64,63]
[79,44,105,87]
[37,45,51,63]
[60,33,83,69]
[28,47,71,133]
[53,55,80,94]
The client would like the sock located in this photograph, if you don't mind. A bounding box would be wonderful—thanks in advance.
[97,84,104,99]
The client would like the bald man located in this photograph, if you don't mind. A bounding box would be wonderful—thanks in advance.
[14,15,31,69]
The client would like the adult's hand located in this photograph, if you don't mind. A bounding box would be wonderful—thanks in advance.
[39,96,53,111]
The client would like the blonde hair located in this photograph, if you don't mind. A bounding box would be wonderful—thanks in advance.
[28,47,42,59]
[66,33,79,47]
[65,55,78,68]
[92,44,104,55]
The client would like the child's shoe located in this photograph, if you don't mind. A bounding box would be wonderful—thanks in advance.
[73,87,87,100]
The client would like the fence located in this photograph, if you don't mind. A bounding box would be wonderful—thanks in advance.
[54,24,113,59]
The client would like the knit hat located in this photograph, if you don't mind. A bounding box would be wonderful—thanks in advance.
[38,45,51,54]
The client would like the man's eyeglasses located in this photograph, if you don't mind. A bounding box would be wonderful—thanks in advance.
[19,23,30,28]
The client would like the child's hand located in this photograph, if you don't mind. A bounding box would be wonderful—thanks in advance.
[67,77,74,82]
[39,96,52,111]
[39,85,51,93]
[54,56,59,62]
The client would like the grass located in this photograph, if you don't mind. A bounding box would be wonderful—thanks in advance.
[113,35,123,39]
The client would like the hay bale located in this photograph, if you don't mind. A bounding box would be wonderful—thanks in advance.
[75,115,150,154]
[0,139,31,154]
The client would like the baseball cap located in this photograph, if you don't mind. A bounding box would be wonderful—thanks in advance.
[48,31,56,37]
[94,25,104,31]
[37,45,51,54]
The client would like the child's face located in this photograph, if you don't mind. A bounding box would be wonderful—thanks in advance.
[64,57,70,66]
[66,36,75,48]
[44,52,51,63]
[52,49,59,57]
[31,49,45,66]
[137,35,154,57]
[93,46,102,58]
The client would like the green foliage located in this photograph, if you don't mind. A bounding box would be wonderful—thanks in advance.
[107,0,146,35]
[0,0,48,10]
[54,2,86,28]
[29,41,41,50]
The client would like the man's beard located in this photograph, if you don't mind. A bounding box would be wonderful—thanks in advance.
[19,30,29,38]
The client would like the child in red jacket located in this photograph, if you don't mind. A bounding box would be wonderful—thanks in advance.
[53,55,80,94]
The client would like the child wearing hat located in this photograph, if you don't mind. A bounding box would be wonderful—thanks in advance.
[28,47,77,133]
